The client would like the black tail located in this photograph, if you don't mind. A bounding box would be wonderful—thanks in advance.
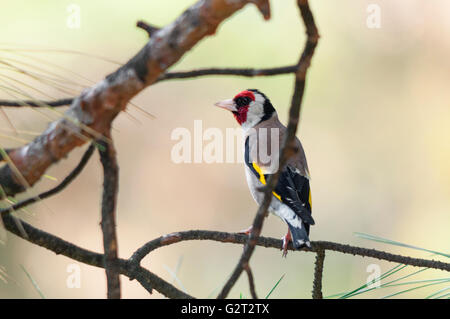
[286,219,311,249]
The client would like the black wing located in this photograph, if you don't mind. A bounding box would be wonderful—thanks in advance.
[244,137,314,226]
[275,166,314,226]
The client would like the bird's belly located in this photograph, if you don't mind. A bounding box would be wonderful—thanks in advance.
[245,167,265,204]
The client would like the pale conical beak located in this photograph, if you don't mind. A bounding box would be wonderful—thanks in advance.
[214,99,237,112]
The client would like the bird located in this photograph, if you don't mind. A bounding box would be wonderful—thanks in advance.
[214,89,314,256]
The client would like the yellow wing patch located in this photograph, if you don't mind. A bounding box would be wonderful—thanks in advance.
[308,189,312,208]
[252,162,266,184]
[252,162,282,201]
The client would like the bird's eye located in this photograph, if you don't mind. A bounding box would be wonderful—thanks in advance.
[235,97,251,108]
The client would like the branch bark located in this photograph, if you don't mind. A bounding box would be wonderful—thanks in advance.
[312,249,325,299]
[0,98,73,108]
[244,264,258,299]
[98,138,121,299]
[129,230,450,272]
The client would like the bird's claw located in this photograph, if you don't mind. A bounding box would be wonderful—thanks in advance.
[282,237,289,258]
[281,230,292,258]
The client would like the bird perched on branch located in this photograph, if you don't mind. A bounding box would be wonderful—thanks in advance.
[215,89,314,256]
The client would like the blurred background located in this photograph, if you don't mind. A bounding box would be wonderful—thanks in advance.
[0,0,449,299]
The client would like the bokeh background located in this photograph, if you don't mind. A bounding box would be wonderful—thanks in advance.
[0,0,449,299]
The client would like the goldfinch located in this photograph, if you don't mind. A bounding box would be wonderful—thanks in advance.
[215,89,314,256]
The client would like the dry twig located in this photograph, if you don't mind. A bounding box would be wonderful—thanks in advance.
[312,249,325,299]
[98,139,121,299]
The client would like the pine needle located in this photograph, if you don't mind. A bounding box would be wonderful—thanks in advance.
[20,264,45,299]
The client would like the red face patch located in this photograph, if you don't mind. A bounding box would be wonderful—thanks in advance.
[231,90,255,125]
[233,90,255,125]
[234,90,255,101]
[232,105,249,125]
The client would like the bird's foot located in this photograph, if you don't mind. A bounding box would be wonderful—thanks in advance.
[281,230,292,258]
[238,225,253,235]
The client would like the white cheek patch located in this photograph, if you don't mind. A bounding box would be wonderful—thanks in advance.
[241,101,264,130]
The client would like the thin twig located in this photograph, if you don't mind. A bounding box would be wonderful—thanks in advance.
[159,65,298,81]
[0,98,73,107]
[0,143,95,216]
[136,20,160,37]
[244,263,258,299]
[129,230,450,272]
[312,249,325,299]
[98,139,121,299]
[0,65,298,108]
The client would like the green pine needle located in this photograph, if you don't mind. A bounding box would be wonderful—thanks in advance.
[339,264,407,299]
[382,279,450,299]
[20,265,45,299]
[354,233,450,258]
[265,274,285,299]
[425,286,450,299]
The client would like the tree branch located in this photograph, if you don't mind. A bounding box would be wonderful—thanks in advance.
[244,264,258,299]
[312,249,325,299]
[98,138,121,299]
[129,230,450,272]
[159,65,298,80]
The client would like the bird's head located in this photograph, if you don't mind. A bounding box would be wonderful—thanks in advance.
[214,89,276,129]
